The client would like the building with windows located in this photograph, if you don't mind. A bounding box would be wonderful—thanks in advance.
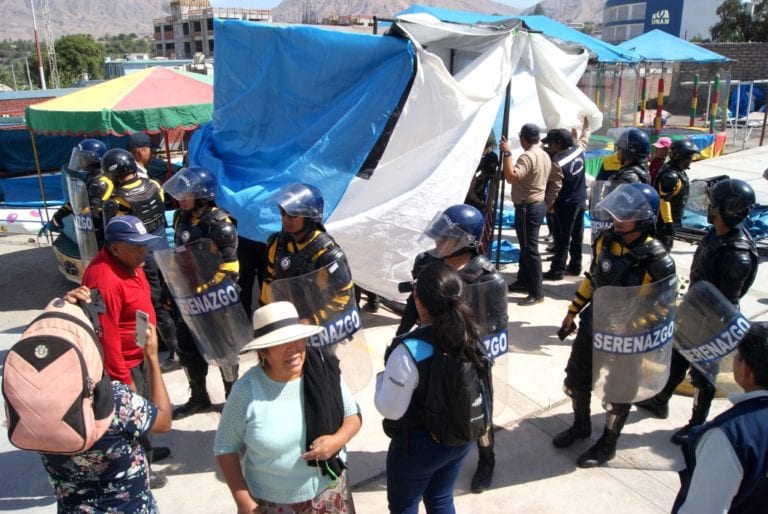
[153,0,271,59]
[602,0,724,44]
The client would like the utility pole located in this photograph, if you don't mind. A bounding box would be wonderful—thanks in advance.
[30,0,47,89]
[25,57,34,89]
[10,62,18,90]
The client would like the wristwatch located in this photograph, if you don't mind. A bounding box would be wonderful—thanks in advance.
[502,151,512,157]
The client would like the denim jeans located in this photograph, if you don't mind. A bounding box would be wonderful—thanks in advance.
[386,430,471,514]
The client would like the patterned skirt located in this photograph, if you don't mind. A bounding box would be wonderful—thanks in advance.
[256,471,356,514]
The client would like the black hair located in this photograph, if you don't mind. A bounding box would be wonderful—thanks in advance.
[415,261,481,365]
[737,322,768,388]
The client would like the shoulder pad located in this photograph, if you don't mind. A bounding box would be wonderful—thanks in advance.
[466,255,495,274]
[644,239,676,281]
[402,338,434,363]
[657,169,680,192]
[88,176,113,203]
[413,252,440,279]
[212,208,234,225]
[211,220,238,247]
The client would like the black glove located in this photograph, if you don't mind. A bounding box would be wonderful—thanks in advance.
[660,223,675,250]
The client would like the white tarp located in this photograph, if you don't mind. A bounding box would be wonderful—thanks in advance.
[327,14,602,298]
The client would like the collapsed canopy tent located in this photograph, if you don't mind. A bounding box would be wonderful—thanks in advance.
[617,29,730,63]
[190,14,601,298]
[25,66,213,136]
[394,5,640,64]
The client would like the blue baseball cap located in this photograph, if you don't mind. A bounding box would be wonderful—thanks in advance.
[127,132,156,149]
[104,216,161,246]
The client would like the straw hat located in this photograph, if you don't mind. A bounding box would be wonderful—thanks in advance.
[242,301,324,351]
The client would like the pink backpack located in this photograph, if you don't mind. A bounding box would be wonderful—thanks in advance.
[2,297,115,454]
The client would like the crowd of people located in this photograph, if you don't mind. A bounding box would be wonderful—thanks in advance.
[22,122,766,514]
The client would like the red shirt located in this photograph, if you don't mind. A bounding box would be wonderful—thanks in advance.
[82,247,156,385]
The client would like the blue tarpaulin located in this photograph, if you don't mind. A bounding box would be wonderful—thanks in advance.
[189,20,415,242]
[395,5,640,64]
[729,84,765,119]
[618,29,730,63]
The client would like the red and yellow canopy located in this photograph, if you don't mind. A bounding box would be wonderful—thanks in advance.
[26,66,213,136]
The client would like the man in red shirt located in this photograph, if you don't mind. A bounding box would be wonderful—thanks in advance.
[82,215,170,487]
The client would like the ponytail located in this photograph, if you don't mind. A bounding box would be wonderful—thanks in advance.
[415,262,482,365]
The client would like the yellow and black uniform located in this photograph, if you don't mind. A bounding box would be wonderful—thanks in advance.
[172,204,240,412]
[102,176,166,236]
[173,206,239,287]
[51,172,114,247]
[260,228,352,324]
[653,162,689,250]
[555,228,675,466]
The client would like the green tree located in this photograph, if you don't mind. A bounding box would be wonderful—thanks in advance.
[99,33,153,59]
[710,0,768,42]
[0,39,38,90]
[54,34,105,87]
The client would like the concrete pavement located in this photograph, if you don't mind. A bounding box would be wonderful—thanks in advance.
[1,145,767,513]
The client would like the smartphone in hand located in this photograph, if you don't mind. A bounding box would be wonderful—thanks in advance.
[135,310,149,348]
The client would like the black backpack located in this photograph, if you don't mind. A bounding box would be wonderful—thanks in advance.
[421,340,491,446]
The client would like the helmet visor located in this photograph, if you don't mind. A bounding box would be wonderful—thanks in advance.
[594,183,655,223]
[162,169,215,200]
[68,147,99,172]
[268,184,323,221]
[685,179,710,216]
[417,211,477,258]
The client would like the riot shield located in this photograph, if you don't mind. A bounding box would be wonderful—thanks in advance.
[674,280,750,395]
[154,238,252,379]
[65,174,99,267]
[266,262,372,393]
[589,180,620,242]
[592,275,678,404]
[462,280,508,414]
[685,179,710,217]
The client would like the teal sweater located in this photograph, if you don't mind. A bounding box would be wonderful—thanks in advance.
[214,364,358,503]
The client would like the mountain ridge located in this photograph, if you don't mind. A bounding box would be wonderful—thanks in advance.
[0,0,604,42]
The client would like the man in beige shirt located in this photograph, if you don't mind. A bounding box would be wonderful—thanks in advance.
[500,123,562,305]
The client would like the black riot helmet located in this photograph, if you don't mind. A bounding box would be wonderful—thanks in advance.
[101,148,138,180]
[669,139,700,162]
[707,178,755,227]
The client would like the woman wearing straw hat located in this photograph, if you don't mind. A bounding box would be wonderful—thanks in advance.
[214,301,362,513]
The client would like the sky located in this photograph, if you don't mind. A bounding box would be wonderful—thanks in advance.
[210,0,541,12]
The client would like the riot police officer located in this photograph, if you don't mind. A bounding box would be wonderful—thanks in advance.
[653,139,701,250]
[259,182,353,320]
[101,149,167,239]
[49,139,110,246]
[610,128,651,184]
[555,183,676,467]
[397,204,508,493]
[636,178,758,444]
[162,166,240,419]
[100,148,178,371]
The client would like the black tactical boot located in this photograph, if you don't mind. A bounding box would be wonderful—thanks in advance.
[553,392,591,448]
[635,395,669,419]
[221,365,239,399]
[224,380,235,399]
[172,380,212,420]
[671,386,714,445]
[471,445,495,493]
[577,407,628,468]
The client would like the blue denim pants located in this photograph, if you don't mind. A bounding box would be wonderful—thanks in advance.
[386,430,471,514]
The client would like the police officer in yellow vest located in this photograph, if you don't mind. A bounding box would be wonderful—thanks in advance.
[260,183,353,322]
